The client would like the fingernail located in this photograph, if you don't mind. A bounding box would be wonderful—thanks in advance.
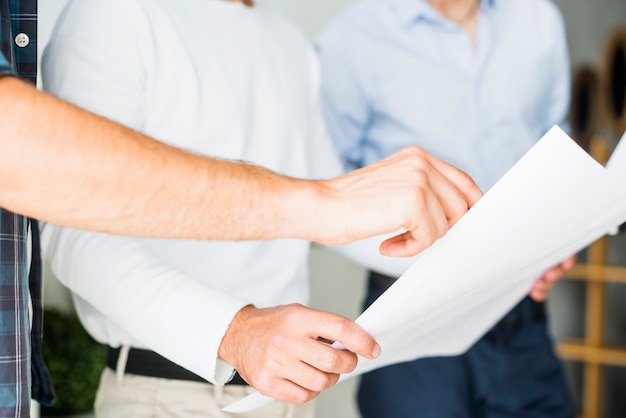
[372,343,381,358]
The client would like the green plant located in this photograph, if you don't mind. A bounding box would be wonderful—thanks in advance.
[41,309,107,416]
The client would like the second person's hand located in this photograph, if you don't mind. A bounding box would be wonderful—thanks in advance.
[217,303,380,404]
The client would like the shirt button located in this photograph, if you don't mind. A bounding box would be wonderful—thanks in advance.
[15,33,30,48]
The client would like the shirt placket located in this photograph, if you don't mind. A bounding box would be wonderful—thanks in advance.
[0,0,55,412]
[9,0,37,84]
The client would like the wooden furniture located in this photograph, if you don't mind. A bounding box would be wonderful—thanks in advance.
[557,136,626,417]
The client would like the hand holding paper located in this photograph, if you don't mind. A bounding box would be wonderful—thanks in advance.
[217,304,381,404]
[225,126,626,413]
[325,145,482,257]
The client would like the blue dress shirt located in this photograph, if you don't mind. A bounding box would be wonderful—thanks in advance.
[318,0,570,191]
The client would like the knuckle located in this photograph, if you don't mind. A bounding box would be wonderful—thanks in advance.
[453,196,470,215]
[291,389,315,404]
[458,170,476,192]
[262,355,281,373]
[328,372,341,387]
[309,373,333,392]
[318,350,341,371]
[282,303,305,322]
[254,373,278,396]
[412,169,430,186]
[268,331,290,351]
[328,315,351,335]
[402,144,426,158]
[408,183,429,205]
[421,229,437,246]
[340,352,358,373]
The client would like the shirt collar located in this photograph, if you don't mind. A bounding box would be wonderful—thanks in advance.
[387,0,496,28]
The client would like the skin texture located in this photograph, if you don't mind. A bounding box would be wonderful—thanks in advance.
[2,1,485,402]
[218,304,379,404]
[0,73,482,404]
[217,150,483,403]
[0,76,481,254]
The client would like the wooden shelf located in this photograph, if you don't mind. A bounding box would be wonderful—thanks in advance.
[565,264,626,284]
[555,135,626,418]
[558,340,626,367]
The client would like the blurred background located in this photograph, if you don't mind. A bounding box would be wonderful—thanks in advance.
[38,0,626,417]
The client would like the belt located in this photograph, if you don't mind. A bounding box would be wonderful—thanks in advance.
[106,346,248,385]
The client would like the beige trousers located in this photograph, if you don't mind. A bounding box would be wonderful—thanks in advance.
[95,367,316,418]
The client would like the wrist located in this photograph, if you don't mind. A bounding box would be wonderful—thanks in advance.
[274,177,340,244]
[218,304,255,366]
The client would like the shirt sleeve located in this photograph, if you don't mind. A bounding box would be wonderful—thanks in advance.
[317,20,372,171]
[40,223,248,384]
[39,0,247,384]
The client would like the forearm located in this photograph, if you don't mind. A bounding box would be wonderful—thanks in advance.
[0,76,319,240]
[0,77,482,252]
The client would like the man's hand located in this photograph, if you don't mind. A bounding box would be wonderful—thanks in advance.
[314,146,483,257]
[217,304,379,404]
[529,255,576,301]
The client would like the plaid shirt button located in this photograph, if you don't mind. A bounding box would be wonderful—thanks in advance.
[14,32,28,47]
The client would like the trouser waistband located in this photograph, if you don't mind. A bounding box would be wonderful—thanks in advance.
[106,346,248,385]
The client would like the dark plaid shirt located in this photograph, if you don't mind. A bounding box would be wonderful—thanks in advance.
[1,0,54,416]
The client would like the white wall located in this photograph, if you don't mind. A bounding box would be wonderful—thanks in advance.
[554,0,626,69]
[38,1,626,418]
[256,0,356,39]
